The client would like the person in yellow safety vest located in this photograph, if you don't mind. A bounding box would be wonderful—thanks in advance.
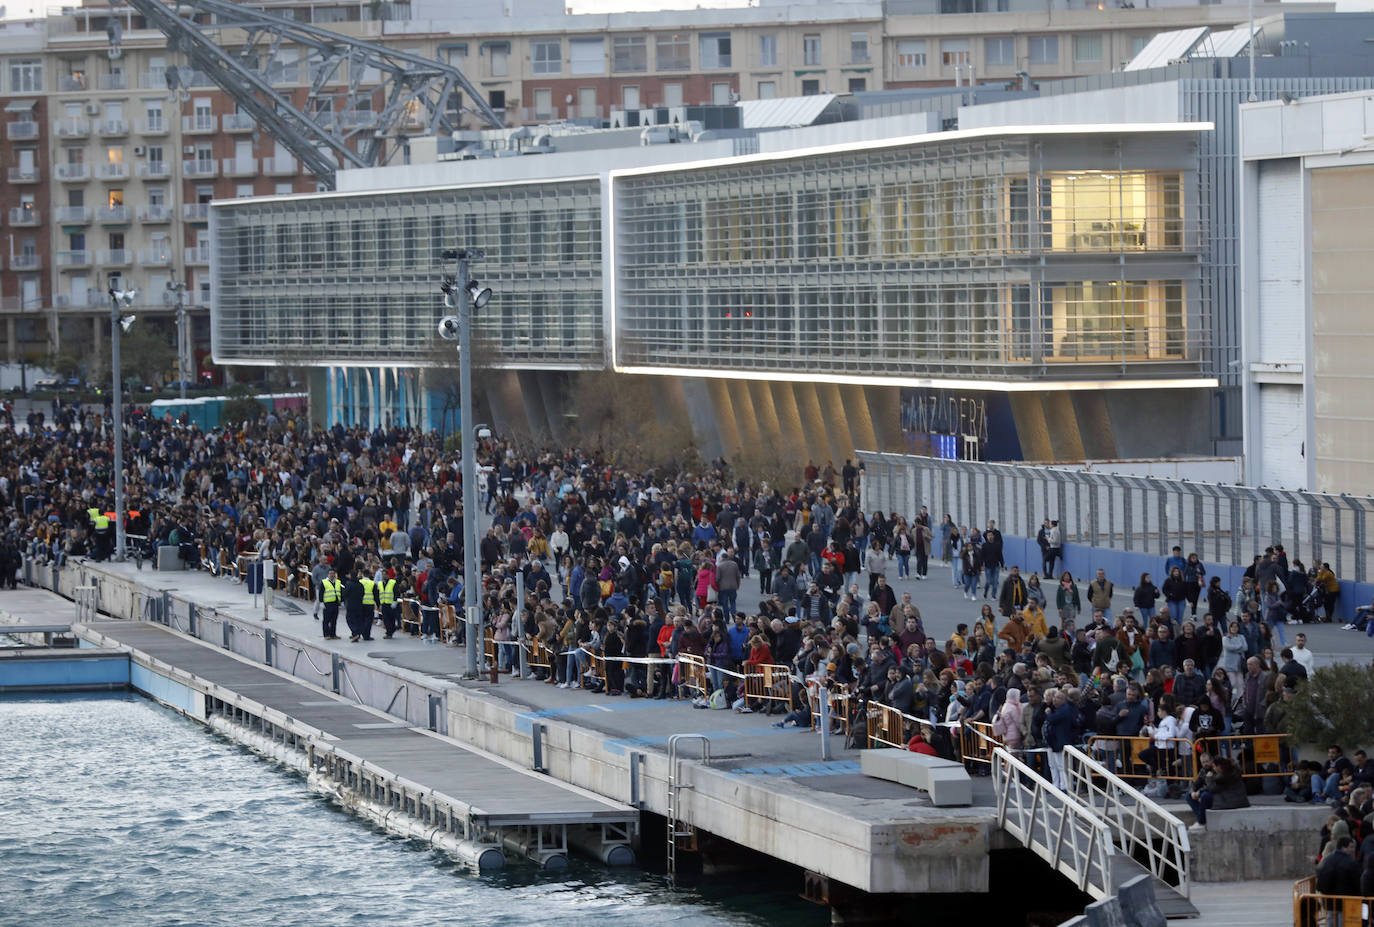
[320,569,343,640]
[88,507,112,561]
[359,576,377,635]
[377,575,399,639]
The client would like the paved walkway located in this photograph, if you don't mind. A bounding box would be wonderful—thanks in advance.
[1190,880,1296,927]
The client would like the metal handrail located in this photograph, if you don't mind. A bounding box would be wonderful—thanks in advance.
[1065,745,1191,899]
[277,638,332,678]
[993,746,1115,901]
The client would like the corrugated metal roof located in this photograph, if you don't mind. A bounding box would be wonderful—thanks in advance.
[738,94,838,128]
[1124,27,1208,71]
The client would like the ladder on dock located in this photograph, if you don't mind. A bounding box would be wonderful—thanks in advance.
[666,733,710,878]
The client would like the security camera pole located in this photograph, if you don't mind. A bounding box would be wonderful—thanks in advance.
[442,248,486,679]
[107,276,132,563]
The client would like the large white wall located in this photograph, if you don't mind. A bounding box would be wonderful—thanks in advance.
[958,82,1182,129]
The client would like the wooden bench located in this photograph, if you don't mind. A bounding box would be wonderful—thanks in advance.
[859,749,973,807]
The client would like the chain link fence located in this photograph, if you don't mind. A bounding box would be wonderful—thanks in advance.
[857,452,1371,583]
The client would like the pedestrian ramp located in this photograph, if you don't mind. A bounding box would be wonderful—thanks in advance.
[992,746,1198,919]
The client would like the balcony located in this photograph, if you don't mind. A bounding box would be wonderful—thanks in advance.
[11,254,41,271]
[55,291,106,309]
[56,250,90,268]
[339,110,379,129]
[97,74,128,91]
[182,114,218,134]
[8,167,40,184]
[53,206,92,223]
[9,207,41,226]
[183,203,210,222]
[97,205,131,222]
[222,156,258,177]
[136,161,171,179]
[184,246,210,265]
[263,156,298,176]
[223,113,256,132]
[97,162,131,181]
[183,159,217,179]
[139,71,167,89]
[137,204,173,222]
[137,247,174,266]
[6,121,39,140]
[58,74,88,92]
[53,117,91,138]
[55,163,91,182]
[96,249,132,266]
[135,117,168,135]
[96,118,129,136]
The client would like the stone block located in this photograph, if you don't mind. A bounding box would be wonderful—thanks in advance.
[860,749,901,781]
[1082,895,1126,927]
[1117,874,1166,927]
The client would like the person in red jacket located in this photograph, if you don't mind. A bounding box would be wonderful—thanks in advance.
[908,732,939,755]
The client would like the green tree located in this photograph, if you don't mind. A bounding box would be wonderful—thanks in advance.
[220,384,265,427]
[118,319,177,389]
[1283,663,1374,750]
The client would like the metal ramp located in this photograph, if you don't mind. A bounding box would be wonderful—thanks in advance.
[992,747,1198,919]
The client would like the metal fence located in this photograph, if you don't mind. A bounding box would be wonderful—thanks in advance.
[857,451,1372,582]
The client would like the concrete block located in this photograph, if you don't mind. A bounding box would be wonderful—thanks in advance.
[156,545,182,571]
[1082,895,1126,927]
[1117,874,1166,927]
[860,749,901,781]
[924,768,974,807]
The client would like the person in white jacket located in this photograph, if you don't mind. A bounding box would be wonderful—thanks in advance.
[866,542,889,599]
[1138,703,1189,794]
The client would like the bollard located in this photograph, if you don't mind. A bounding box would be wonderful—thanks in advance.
[531,722,546,773]
[222,616,231,650]
[264,627,275,668]
[331,653,343,694]
[188,602,198,638]
[428,694,443,732]
[161,591,173,626]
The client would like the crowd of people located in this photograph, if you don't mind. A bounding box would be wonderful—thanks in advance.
[0,401,1364,853]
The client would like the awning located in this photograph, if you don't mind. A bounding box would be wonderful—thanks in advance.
[5,99,37,112]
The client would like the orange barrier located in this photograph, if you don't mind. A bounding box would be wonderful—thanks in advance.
[1292,875,1374,927]
[526,638,554,673]
[399,600,420,636]
[959,720,1002,766]
[1083,734,1289,782]
[677,654,709,698]
[806,682,851,735]
[866,702,911,749]
[742,663,792,710]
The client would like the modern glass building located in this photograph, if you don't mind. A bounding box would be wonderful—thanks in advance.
[609,125,1207,385]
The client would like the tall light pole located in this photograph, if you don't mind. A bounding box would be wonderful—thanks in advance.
[439,248,492,678]
[107,276,137,563]
[167,270,189,400]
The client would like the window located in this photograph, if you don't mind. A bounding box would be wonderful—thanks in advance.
[1073,34,1103,62]
[612,35,647,72]
[757,80,776,99]
[850,32,869,64]
[801,79,820,96]
[488,43,509,77]
[533,87,553,118]
[896,40,926,69]
[531,39,561,75]
[147,145,163,164]
[274,182,293,195]
[105,146,123,165]
[984,37,1014,67]
[759,34,777,67]
[441,45,467,66]
[64,147,84,164]
[143,99,163,130]
[656,34,690,71]
[803,34,821,67]
[699,32,731,69]
[569,38,604,75]
[1130,35,1152,58]
[489,90,506,111]
[577,87,597,118]
[108,232,125,252]
[711,82,731,105]
[108,190,124,207]
[1028,36,1058,65]
[147,186,165,206]
[236,184,254,198]
[940,39,970,67]
[848,77,866,93]
[662,83,683,106]
[9,59,42,92]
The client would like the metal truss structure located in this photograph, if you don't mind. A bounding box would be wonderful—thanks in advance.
[117,0,504,188]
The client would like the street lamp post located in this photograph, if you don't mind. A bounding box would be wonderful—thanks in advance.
[107,277,137,563]
[167,271,188,401]
[439,249,492,679]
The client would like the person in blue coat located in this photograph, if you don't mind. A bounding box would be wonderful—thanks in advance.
[1043,690,1077,789]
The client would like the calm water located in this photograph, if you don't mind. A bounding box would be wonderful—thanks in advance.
[0,694,826,927]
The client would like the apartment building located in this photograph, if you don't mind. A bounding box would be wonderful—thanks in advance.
[0,0,1311,375]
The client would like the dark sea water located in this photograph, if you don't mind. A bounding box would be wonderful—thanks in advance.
[0,694,827,927]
